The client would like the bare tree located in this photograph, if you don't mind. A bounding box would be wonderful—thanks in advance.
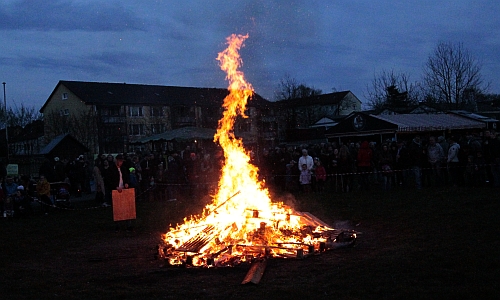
[274,74,322,101]
[44,109,99,153]
[1,103,42,129]
[423,42,486,109]
[366,69,421,110]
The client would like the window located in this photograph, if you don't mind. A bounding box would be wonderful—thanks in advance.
[129,124,145,136]
[59,109,69,116]
[150,106,164,117]
[129,106,143,117]
[62,93,68,100]
[151,124,166,134]
[64,109,69,115]
[102,106,122,116]
[172,106,191,116]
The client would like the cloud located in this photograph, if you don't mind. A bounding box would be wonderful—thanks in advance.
[0,0,145,31]
[1,0,500,109]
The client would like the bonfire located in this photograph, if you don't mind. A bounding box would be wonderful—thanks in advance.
[158,34,355,271]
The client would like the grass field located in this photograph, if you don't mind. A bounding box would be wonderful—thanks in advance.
[1,185,499,299]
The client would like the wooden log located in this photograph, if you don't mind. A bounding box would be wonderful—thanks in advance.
[241,258,267,285]
[236,244,302,251]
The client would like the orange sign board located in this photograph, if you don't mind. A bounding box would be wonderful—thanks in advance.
[112,189,136,221]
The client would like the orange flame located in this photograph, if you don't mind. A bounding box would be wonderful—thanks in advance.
[212,33,270,212]
[161,34,338,267]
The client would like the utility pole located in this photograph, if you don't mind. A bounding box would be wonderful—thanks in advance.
[2,82,8,162]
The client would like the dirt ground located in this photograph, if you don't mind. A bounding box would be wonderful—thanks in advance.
[1,186,499,299]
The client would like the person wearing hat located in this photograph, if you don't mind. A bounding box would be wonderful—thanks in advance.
[102,154,130,207]
[128,167,138,189]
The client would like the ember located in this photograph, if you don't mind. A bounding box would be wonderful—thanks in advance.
[157,34,355,270]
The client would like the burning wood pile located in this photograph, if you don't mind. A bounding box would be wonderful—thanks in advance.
[156,34,356,282]
[157,202,356,268]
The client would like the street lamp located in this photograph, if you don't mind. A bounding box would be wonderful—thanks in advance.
[2,82,8,162]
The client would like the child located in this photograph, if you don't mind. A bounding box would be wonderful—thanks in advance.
[299,164,312,193]
[129,167,138,189]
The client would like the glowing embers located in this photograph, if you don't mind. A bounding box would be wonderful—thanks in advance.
[157,204,356,268]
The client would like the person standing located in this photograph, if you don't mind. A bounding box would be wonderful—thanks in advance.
[394,140,410,187]
[93,160,105,206]
[298,149,314,173]
[140,153,155,196]
[4,176,18,198]
[36,175,52,215]
[313,159,327,192]
[357,141,373,191]
[13,186,33,217]
[447,136,461,187]
[427,136,445,186]
[407,135,425,190]
[377,143,394,191]
[107,154,133,231]
[437,136,450,184]
[103,154,130,207]
[299,164,312,193]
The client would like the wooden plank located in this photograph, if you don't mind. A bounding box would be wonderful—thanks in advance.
[241,259,267,285]
[112,189,136,221]
[177,225,215,252]
[300,212,333,228]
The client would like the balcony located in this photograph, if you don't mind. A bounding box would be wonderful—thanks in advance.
[100,116,126,124]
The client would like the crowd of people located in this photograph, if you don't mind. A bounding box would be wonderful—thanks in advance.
[257,130,500,193]
[1,129,500,217]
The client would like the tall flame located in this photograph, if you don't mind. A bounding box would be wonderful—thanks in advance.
[213,33,271,214]
[161,34,341,267]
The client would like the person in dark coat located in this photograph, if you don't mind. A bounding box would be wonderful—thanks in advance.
[357,141,373,191]
[102,154,130,207]
[407,135,425,189]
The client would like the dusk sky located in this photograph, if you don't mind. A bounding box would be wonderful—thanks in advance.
[1,0,499,110]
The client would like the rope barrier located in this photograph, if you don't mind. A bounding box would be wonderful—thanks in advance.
[19,162,500,213]
[270,162,500,177]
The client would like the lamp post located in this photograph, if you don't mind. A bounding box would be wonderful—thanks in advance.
[2,82,8,162]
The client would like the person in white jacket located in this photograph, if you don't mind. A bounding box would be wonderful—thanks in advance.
[447,136,461,186]
[298,149,314,172]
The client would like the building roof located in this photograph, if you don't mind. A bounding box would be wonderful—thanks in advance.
[39,134,89,155]
[371,113,486,132]
[133,127,216,143]
[310,117,338,129]
[41,80,271,112]
[449,110,498,123]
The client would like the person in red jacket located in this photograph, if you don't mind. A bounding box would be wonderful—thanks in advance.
[357,141,373,191]
[313,159,327,192]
